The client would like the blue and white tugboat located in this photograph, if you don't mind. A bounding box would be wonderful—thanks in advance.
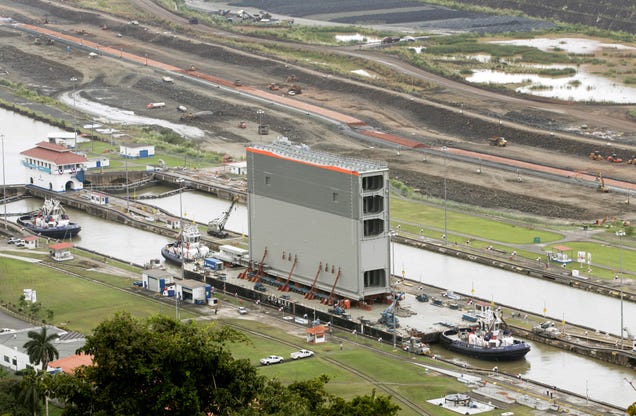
[17,199,81,239]
[439,306,530,362]
[161,223,210,265]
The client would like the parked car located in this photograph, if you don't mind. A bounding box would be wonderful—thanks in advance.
[7,237,23,245]
[238,306,248,315]
[254,282,267,292]
[290,349,314,360]
[259,355,284,365]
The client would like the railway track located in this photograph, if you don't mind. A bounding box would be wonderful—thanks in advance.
[225,320,433,415]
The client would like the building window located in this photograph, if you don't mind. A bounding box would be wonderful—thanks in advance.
[332,192,338,202]
[363,219,384,237]
[362,175,383,191]
[265,176,271,186]
[3,355,8,363]
[363,195,383,214]
[364,269,386,288]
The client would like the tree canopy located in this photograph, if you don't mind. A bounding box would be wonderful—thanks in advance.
[51,313,400,416]
[23,327,59,372]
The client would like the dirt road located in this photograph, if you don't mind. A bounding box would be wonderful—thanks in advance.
[1,0,635,222]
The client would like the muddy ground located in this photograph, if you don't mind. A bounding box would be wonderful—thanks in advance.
[1,0,635,223]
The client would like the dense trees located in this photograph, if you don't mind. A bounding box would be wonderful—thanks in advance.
[51,313,400,416]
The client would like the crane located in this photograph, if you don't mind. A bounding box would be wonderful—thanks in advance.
[207,195,238,238]
[379,292,404,329]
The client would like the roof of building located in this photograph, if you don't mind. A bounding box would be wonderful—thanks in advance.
[121,143,153,149]
[20,142,88,165]
[0,326,86,360]
[23,236,39,241]
[49,242,74,250]
[178,278,209,288]
[49,352,93,374]
[248,139,387,175]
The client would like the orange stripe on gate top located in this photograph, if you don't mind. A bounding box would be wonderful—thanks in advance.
[248,147,360,176]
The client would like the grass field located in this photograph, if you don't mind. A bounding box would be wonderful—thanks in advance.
[0,256,195,333]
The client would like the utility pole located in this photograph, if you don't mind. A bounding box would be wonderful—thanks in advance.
[442,146,448,245]
[617,229,625,348]
[1,134,6,229]
[176,178,185,321]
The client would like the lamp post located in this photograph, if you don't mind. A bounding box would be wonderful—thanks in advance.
[616,229,625,348]
[1,133,6,230]
[125,156,129,213]
[70,77,78,148]
[442,146,448,245]
[176,178,185,320]
[256,109,264,143]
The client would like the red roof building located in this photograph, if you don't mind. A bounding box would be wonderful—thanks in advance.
[20,141,87,192]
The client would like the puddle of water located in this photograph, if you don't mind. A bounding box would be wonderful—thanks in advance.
[490,37,636,54]
[335,34,381,43]
[351,69,375,78]
[59,91,206,139]
[466,68,636,103]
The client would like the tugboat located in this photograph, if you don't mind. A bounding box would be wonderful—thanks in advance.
[161,223,210,265]
[439,306,531,362]
[17,199,81,239]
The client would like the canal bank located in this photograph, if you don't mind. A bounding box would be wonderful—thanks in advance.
[2,183,635,368]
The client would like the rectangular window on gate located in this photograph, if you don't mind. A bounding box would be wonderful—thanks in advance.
[363,219,384,237]
[363,195,383,214]
[362,175,383,192]
[265,176,271,185]
[364,269,386,288]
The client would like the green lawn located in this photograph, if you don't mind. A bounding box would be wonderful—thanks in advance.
[390,198,563,244]
[0,256,195,333]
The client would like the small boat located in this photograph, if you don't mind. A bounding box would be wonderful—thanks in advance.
[161,223,210,265]
[439,307,530,362]
[17,199,81,239]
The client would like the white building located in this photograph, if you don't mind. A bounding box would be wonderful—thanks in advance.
[120,144,155,159]
[21,141,87,191]
[0,326,85,372]
[225,161,247,176]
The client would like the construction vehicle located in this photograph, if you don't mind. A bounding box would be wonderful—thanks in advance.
[288,84,302,95]
[378,292,404,329]
[207,195,239,238]
[268,83,280,91]
[489,136,507,146]
[589,150,604,160]
[532,321,561,339]
[607,153,623,163]
[146,102,165,109]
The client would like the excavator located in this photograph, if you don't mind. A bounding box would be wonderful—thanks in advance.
[589,150,604,161]
[207,195,239,238]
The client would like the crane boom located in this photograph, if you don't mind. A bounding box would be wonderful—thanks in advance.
[207,195,239,238]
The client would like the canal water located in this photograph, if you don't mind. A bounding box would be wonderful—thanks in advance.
[1,108,634,408]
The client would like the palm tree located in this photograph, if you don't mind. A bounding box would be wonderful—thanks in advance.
[23,327,59,416]
[23,327,59,372]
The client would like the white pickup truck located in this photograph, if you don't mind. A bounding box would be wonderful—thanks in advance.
[259,355,284,365]
[290,349,314,360]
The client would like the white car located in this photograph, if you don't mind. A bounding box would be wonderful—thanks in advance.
[238,307,248,315]
[290,349,314,360]
[259,355,284,365]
